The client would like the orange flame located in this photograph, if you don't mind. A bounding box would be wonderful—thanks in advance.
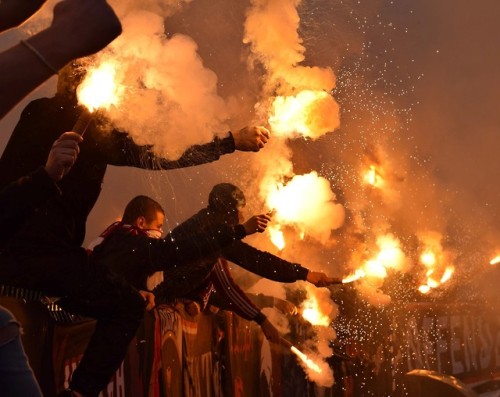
[268,225,285,251]
[268,90,339,139]
[301,295,330,327]
[77,61,124,112]
[290,346,322,373]
[342,268,366,283]
[363,165,384,188]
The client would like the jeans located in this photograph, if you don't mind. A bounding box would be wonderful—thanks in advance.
[0,306,43,397]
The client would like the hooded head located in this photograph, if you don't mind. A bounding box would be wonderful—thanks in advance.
[207,183,246,225]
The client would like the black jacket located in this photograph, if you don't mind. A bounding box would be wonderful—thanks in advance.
[0,94,235,248]
[155,208,309,300]
[91,224,247,291]
[0,167,59,246]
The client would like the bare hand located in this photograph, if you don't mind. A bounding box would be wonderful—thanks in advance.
[306,271,343,287]
[44,131,82,181]
[242,214,271,235]
[260,318,281,344]
[139,290,156,311]
[233,126,270,152]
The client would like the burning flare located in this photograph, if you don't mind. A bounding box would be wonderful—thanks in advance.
[268,90,340,139]
[77,61,124,112]
[363,165,384,188]
[417,233,456,294]
[301,295,330,327]
[268,225,285,251]
[265,171,344,248]
[490,255,500,265]
[291,346,322,373]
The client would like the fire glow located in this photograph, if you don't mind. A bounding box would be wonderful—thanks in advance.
[268,90,339,139]
[77,61,124,112]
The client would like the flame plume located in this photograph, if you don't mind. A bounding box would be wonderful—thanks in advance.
[269,90,340,139]
[490,255,500,265]
[77,61,124,112]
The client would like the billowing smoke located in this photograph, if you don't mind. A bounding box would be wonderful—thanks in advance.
[85,10,229,159]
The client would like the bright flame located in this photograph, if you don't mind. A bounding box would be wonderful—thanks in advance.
[301,295,330,327]
[440,266,454,283]
[490,256,500,265]
[290,346,322,373]
[420,251,437,267]
[344,234,407,285]
[417,232,456,294]
[268,90,340,139]
[364,259,388,279]
[363,165,384,188]
[342,268,365,283]
[418,285,431,294]
[264,171,344,245]
[77,61,124,112]
[268,225,285,250]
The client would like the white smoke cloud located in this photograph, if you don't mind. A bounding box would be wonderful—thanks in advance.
[92,10,228,159]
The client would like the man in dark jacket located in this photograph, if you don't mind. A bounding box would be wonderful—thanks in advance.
[156,183,342,302]
[0,67,268,395]
[0,131,81,397]
[149,184,341,342]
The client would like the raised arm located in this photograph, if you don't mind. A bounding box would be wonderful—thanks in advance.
[0,0,121,118]
[103,126,270,170]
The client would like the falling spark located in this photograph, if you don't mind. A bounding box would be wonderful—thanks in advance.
[490,256,500,265]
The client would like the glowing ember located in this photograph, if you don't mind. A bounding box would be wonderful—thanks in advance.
[77,61,124,112]
[301,295,330,327]
[268,90,340,139]
[490,256,500,265]
[290,346,322,373]
[268,225,285,250]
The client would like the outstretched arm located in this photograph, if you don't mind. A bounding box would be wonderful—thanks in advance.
[103,126,270,170]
